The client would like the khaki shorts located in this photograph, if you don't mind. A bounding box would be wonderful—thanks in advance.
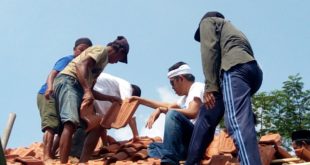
[37,94,60,133]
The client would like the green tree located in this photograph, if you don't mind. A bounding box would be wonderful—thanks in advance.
[253,74,310,149]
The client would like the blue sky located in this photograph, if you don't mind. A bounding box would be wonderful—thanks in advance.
[0,0,309,148]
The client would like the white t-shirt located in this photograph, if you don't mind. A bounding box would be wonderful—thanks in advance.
[176,82,205,124]
[93,73,133,115]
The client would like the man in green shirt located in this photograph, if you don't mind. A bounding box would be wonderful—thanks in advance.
[186,12,263,165]
[53,36,129,164]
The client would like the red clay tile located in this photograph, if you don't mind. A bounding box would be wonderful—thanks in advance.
[207,155,234,165]
[100,102,121,129]
[259,133,282,146]
[113,151,129,161]
[274,144,292,159]
[80,98,102,132]
[115,160,134,165]
[5,148,14,155]
[105,151,129,164]
[11,147,35,157]
[205,135,220,158]
[133,137,155,146]
[101,100,139,129]
[104,143,122,153]
[15,156,44,165]
[146,158,160,165]
[111,100,139,129]
[7,162,23,165]
[259,144,276,165]
[124,142,145,151]
[5,154,19,163]
[218,130,236,154]
[118,147,137,156]
[131,149,148,161]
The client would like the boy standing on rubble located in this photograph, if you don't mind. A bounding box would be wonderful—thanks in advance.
[37,37,92,161]
[186,11,263,165]
[53,36,130,163]
[129,61,205,165]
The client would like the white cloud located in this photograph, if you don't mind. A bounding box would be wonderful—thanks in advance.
[157,86,179,102]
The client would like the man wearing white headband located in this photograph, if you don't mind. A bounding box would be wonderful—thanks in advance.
[129,61,205,165]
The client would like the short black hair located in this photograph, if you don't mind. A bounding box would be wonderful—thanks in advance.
[168,61,186,72]
[294,139,310,148]
[131,84,141,97]
[168,61,195,82]
[292,130,310,147]
[74,37,92,49]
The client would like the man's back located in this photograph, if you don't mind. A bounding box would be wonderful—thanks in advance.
[200,17,255,72]
[93,72,132,115]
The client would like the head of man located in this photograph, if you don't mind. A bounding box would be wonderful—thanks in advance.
[167,61,195,96]
[194,11,225,42]
[292,130,310,151]
[73,37,93,57]
[131,84,141,97]
[107,36,129,64]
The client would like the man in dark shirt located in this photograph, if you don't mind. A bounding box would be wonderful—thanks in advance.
[186,11,263,165]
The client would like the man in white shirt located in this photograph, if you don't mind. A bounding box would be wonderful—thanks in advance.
[129,61,204,165]
[78,72,141,163]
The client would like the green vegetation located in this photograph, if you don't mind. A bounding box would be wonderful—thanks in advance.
[253,74,310,149]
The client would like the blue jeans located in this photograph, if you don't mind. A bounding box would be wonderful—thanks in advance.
[148,110,194,165]
[186,61,262,165]
[185,95,225,165]
[222,61,262,165]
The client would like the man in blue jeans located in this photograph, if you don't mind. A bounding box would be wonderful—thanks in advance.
[186,11,263,165]
[129,61,205,165]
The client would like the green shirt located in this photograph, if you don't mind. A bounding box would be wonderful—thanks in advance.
[200,17,255,92]
[61,45,109,85]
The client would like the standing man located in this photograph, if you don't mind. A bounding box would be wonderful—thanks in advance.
[186,11,263,165]
[37,37,92,161]
[130,61,204,165]
[53,36,130,163]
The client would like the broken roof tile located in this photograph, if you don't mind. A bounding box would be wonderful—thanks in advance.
[259,133,282,146]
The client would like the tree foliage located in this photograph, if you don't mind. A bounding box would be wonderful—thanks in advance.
[252,74,310,149]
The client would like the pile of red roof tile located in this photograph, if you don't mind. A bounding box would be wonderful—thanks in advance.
[5,136,162,165]
[4,133,310,165]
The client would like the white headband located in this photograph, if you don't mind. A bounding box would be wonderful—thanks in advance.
[167,64,192,79]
